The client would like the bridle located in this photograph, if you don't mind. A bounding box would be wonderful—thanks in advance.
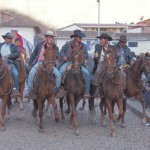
[103,53,122,85]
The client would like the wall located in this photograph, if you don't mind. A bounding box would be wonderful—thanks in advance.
[59,25,85,31]
[0,27,36,44]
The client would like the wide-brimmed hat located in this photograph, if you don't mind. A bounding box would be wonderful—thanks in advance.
[119,34,127,41]
[96,33,112,41]
[44,30,56,37]
[70,30,86,38]
[2,32,13,39]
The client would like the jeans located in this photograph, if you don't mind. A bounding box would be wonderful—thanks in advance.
[28,61,61,92]
[59,62,90,92]
[9,63,19,89]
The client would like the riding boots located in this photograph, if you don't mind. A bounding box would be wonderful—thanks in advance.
[10,88,21,98]
[24,91,37,99]
[83,90,91,99]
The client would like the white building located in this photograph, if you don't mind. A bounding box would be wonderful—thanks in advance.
[55,29,150,56]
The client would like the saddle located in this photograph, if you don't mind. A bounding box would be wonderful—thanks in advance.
[62,64,72,84]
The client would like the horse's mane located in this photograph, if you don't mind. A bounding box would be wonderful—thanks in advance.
[130,54,144,70]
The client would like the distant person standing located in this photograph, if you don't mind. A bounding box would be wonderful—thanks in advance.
[15,38,27,62]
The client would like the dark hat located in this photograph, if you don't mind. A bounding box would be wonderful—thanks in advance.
[119,34,127,41]
[2,32,13,39]
[70,30,86,38]
[96,33,112,41]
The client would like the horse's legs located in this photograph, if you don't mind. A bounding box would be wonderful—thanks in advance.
[65,95,71,114]
[59,98,65,120]
[32,99,38,118]
[69,94,79,135]
[18,83,25,111]
[116,98,125,128]
[105,99,116,137]
[51,95,60,123]
[79,98,86,111]
[46,99,51,118]
[89,96,96,124]
[136,93,147,124]
[1,96,7,131]
[38,99,44,132]
[100,98,106,127]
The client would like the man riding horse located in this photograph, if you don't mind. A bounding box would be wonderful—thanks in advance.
[115,34,134,69]
[0,32,21,98]
[91,33,115,88]
[59,30,91,98]
[25,31,65,99]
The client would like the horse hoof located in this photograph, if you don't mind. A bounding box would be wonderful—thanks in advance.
[75,129,80,136]
[47,114,51,118]
[32,111,37,118]
[141,119,146,126]
[65,109,70,114]
[1,126,6,131]
[79,107,84,111]
[39,128,44,133]
[55,117,60,123]
[20,108,24,111]
[101,122,106,127]
[121,124,126,128]
[68,124,73,129]
[110,131,116,137]
[61,116,65,120]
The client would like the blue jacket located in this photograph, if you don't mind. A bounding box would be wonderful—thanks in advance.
[60,40,89,60]
[115,43,132,67]
[0,42,20,62]
[28,41,59,67]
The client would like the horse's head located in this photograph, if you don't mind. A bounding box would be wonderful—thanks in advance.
[43,43,56,74]
[104,51,116,76]
[70,44,84,74]
[141,52,150,73]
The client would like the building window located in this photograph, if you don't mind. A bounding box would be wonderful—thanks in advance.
[128,42,138,47]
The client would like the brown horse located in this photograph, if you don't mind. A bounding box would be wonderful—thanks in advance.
[123,52,150,125]
[15,51,27,110]
[0,56,12,130]
[32,43,60,132]
[59,44,85,135]
[100,51,125,137]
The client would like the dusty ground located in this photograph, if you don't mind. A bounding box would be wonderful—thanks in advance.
[0,98,150,150]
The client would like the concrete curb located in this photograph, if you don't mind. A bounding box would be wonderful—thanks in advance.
[127,100,150,123]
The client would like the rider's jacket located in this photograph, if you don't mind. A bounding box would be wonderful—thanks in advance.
[0,42,20,63]
[28,41,59,68]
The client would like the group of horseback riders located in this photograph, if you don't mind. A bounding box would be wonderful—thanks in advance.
[0,30,134,100]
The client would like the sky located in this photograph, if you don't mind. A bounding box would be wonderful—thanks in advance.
[0,0,150,29]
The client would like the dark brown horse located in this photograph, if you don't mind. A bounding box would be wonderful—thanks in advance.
[15,51,27,110]
[123,52,150,125]
[0,56,12,130]
[59,44,85,135]
[100,51,125,137]
[32,43,60,132]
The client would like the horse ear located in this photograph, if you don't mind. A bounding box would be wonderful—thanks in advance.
[145,52,150,57]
